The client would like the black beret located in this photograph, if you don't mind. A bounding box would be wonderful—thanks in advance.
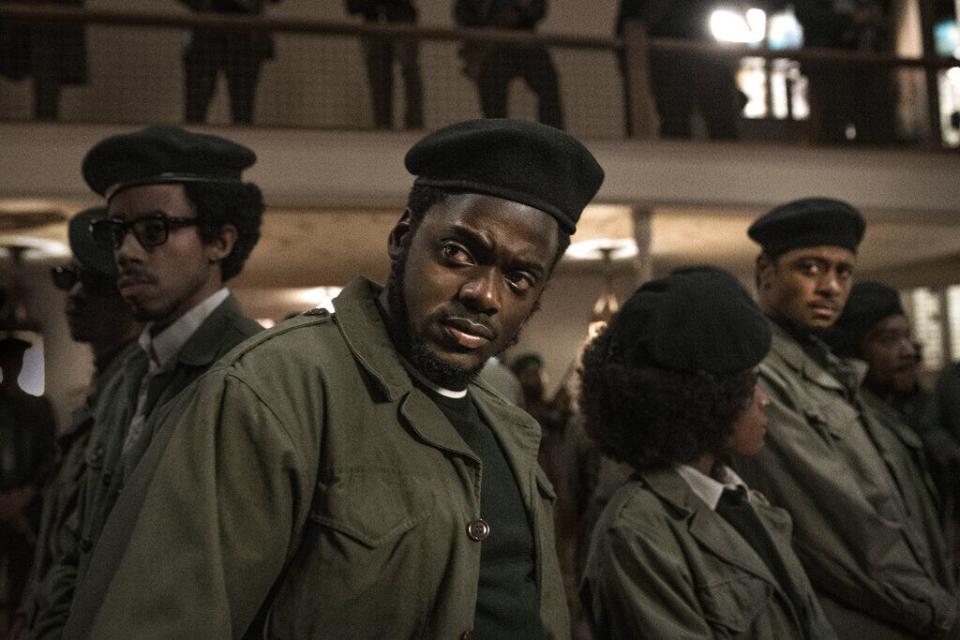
[829,281,905,356]
[69,207,116,279]
[748,197,865,257]
[405,119,604,234]
[82,126,256,200]
[604,268,772,375]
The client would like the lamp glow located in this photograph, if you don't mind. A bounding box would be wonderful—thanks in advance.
[710,8,766,44]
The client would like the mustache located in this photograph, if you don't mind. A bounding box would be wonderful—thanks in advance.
[117,268,157,286]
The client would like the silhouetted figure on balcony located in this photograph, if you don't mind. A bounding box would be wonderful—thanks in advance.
[346,0,424,130]
[180,0,280,125]
[0,0,87,120]
[793,0,897,145]
[454,0,564,130]
[616,0,740,139]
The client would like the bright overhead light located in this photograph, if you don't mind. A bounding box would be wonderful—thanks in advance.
[711,8,766,44]
[0,237,70,258]
[566,239,638,261]
[290,287,343,311]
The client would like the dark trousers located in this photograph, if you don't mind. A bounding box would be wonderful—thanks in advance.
[475,46,564,130]
[184,29,266,125]
[649,50,739,140]
[362,37,424,129]
[806,64,897,145]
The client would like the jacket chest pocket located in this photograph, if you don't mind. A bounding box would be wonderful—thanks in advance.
[803,399,859,442]
[697,573,774,638]
[313,469,436,547]
[265,470,440,639]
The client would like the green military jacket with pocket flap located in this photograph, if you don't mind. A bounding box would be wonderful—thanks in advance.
[63,277,569,639]
[734,322,957,639]
[580,467,837,640]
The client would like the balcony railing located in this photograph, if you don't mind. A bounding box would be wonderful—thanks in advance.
[1,3,958,150]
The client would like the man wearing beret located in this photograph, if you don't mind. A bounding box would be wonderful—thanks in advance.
[42,126,265,638]
[733,198,959,639]
[828,281,955,609]
[12,207,142,639]
[62,118,604,639]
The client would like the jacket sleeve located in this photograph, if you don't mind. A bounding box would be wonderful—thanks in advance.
[581,522,713,640]
[69,370,317,639]
[735,368,956,637]
[921,367,960,464]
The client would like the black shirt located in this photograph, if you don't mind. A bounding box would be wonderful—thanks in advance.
[423,386,542,639]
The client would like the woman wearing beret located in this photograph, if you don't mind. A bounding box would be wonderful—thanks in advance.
[579,269,836,640]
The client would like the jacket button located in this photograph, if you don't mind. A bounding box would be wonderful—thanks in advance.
[466,518,490,542]
[102,471,112,486]
[80,537,93,553]
[460,631,474,640]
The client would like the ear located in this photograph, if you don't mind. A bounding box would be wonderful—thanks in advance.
[206,223,238,264]
[387,210,414,261]
[755,252,774,291]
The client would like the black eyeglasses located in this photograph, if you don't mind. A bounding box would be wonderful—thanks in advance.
[90,214,200,250]
[50,265,117,296]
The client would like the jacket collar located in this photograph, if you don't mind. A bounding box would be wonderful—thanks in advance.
[640,468,778,586]
[767,320,865,394]
[175,294,250,367]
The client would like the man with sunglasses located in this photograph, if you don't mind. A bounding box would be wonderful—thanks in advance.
[12,207,141,639]
[34,126,264,638]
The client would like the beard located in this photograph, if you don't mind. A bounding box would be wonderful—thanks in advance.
[385,248,487,391]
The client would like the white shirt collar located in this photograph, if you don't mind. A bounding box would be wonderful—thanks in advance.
[675,463,749,511]
[138,288,230,369]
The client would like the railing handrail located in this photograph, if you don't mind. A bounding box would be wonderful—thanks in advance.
[0,4,618,50]
[3,3,959,70]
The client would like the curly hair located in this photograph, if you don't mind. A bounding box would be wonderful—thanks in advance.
[184,181,264,282]
[579,326,757,471]
[404,183,571,268]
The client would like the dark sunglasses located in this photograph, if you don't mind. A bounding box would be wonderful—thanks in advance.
[50,265,117,296]
[90,213,200,250]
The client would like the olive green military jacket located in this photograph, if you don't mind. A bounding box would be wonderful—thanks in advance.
[62,278,569,640]
[860,388,955,595]
[734,322,956,639]
[37,294,261,640]
[581,468,837,640]
[18,341,136,639]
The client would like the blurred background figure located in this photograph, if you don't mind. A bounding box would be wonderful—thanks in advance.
[510,352,573,485]
[11,208,142,640]
[615,0,742,139]
[181,0,282,125]
[0,0,87,120]
[346,0,424,130]
[454,0,564,129]
[0,337,56,635]
[793,0,897,144]
[829,281,955,599]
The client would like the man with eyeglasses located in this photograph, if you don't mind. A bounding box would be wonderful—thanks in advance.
[32,126,264,638]
[10,207,141,640]
[62,119,603,639]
